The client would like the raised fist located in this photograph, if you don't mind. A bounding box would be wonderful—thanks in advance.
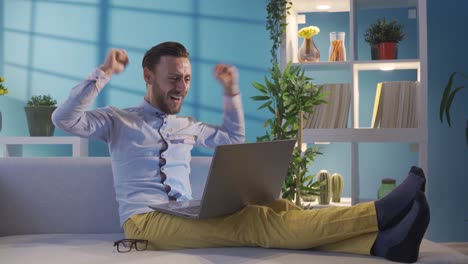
[99,48,129,76]
[214,64,240,96]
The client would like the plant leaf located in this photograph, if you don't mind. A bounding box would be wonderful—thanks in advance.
[252,82,267,94]
[445,86,465,127]
[251,95,270,101]
[258,100,273,110]
[440,72,456,123]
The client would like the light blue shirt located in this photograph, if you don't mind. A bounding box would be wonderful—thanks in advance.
[52,69,245,226]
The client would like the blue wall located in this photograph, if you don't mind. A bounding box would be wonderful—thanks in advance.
[427,0,468,243]
[0,0,271,156]
[0,0,467,242]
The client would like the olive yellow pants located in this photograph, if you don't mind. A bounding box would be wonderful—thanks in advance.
[123,199,378,255]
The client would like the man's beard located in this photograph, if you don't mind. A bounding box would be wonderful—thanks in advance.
[156,94,183,115]
[152,82,184,115]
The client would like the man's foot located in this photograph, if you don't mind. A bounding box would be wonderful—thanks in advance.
[372,191,430,263]
[375,166,426,230]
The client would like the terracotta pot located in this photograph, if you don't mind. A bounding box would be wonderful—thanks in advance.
[377,42,397,60]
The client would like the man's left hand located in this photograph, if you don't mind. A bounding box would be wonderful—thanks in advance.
[214,64,240,96]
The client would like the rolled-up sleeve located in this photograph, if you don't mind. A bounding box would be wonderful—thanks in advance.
[195,94,246,148]
[52,69,113,142]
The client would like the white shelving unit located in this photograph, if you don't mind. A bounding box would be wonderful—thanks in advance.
[0,137,89,157]
[282,0,428,205]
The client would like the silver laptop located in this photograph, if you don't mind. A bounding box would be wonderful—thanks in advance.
[149,139,296,219]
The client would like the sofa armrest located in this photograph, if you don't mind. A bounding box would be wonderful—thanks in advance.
[0,157,121,236]
[0,156,212,236]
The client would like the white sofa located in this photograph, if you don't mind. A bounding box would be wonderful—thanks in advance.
[0,157,466,264]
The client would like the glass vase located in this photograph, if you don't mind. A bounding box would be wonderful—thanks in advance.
[298,37,320,63]
[328,32,346,61]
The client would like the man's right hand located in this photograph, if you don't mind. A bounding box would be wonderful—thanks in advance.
[99,48,129,77]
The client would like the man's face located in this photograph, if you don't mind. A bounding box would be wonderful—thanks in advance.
[144,56,192,114]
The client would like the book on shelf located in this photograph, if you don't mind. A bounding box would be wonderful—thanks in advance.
[371,81,420,128]
[304,83,351,129]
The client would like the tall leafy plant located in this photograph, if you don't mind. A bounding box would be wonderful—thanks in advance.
[266,0,292,64]
[252,62,327,205]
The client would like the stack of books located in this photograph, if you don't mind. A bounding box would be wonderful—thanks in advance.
[371,81,420,128]
[304,83,351,129]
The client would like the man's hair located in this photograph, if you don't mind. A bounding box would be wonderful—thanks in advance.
[142,41,189,70]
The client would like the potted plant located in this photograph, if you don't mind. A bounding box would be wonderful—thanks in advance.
[266,0,292,64]
[0,77,8,132]
[440,72,467,145]
[364,17,405,60]
[24,94,57,136]
[251,62,328,206]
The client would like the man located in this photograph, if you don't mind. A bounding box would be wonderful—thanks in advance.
[52,41,429,263]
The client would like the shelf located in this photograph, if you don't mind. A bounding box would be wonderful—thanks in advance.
[0,136,88,157]
[283,0,427,207]
[292,60,420,72]
[353,59,420,71]
[303,197,351,209]
[302,128,426,143]
[291,61,351,71]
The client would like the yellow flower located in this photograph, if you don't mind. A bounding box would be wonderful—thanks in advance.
[298,26,320,39]
[0,76,8,96]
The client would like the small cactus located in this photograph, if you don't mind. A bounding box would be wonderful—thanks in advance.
[331,173,344,203]
[318,170,331,205]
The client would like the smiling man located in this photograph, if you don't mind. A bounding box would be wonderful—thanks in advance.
[53,42,429,263]
[53,41,244,216]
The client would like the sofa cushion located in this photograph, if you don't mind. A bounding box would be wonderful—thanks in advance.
[0,157,211,236]
[0,158,120,236]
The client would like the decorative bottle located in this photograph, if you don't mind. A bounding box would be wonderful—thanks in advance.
[377,178,396,199]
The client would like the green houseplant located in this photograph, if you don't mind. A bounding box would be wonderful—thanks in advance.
[24,94,57,136]
[364,17,405,60]
[261,0,328,206]
[252,62,327,206]
[266,0,292,64]
[440,72,467,145]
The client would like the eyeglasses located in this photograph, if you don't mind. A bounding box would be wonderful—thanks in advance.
[113,239,148,253]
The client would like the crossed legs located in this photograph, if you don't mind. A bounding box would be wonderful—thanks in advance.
[124,166,430,263]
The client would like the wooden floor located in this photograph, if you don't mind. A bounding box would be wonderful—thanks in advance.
[441,243,468,255]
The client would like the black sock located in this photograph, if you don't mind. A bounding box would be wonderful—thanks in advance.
[372,191,430,263]
[374,166,426,230]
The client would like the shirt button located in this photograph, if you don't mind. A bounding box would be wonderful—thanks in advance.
[161,153,165,158]
[161,167,165,171]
